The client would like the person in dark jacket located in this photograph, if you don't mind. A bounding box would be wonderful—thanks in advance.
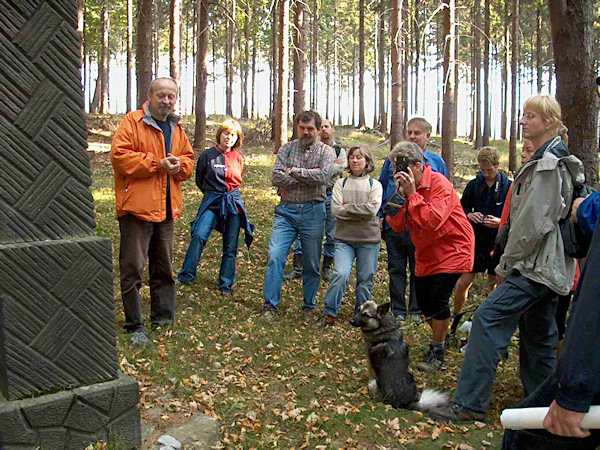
[177,119,254,295]
[453,147,511,314]
[502,222,600,449]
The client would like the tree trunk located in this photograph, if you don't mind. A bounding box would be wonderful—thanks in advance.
[535,9,542,92]
[126,0,133,112]
[271,2,278,138]
[378,0,387,134]
[373,12,378,128]
[292,0,307,139]
[194,0,209,152]
[241,0,250,119]
[170,0,181,84]
[482,0,490,145]
[508,0,518,172]
[390,0,402,148]
[226,0,236,117]
[76,0,84,84]
[99,1,109,114]
[90,62,101,113]
[500,1,509,140]
[153,0,159,78]
[472,0,481,148]
[549,0,599,184]
[311,0,319,110]
[275,0,290,150]
[137,0,154,107]
[413,0,420,114]
[352,47,356,126]
[325,37,330,119]
[442,0,456,182]
[358,0,366,128]
[400,0,408,130]
[251,29,257,119]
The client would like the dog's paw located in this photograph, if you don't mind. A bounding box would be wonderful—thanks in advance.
[368,378,379,397]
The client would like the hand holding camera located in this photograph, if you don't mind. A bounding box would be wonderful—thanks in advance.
[393,156,416,198]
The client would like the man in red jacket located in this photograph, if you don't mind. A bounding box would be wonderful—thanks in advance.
[386,141,474,371]
[111,78,195,345]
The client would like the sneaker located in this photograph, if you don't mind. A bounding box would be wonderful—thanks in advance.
[428,402,486,423]
[312,314,336,329]
[260,306,278,323]
[416,345,447,372]
[303,308,318,321]
[130,331,151,345]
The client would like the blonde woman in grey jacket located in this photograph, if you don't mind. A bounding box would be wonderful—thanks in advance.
[313,146,383,328]
[430,94,584,423]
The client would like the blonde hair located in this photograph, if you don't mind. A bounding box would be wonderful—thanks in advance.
[347,146,375,174]
[388,141,424,164]
[523,95,563,134]
[216,119,244,150]
[477,146,499,166]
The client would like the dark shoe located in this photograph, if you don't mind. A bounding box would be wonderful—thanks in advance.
[321,256,334,282]
[428,402,486,423]
[416,345,447,372]
[219,289,233,297]
[312,314,336,329]
[283,253,303,281]
[260,306,278,323]
[130,331,151,345]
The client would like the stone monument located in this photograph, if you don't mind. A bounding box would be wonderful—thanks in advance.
[0,1,141,448]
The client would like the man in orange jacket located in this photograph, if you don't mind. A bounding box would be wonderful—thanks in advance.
[111,77,195,344]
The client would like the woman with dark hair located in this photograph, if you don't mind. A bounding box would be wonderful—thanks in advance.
[177,119,254,295]
[313,146,383,328]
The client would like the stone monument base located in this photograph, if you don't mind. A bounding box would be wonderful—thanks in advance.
[0,373,141,449]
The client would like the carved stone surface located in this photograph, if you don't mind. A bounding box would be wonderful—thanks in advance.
[0,238,118,401]
[0,374,142,449]
[0,0,96,245]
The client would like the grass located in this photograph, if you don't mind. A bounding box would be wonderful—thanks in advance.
[89,115,519,449]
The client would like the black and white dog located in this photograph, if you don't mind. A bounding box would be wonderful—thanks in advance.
[350,300,448,411]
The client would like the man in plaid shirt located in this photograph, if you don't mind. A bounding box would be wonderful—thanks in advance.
[261,111,336,322]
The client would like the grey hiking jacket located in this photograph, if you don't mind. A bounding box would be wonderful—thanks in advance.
[496,136,584,295]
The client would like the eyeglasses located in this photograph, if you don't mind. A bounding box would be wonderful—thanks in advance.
[521,113,537,121]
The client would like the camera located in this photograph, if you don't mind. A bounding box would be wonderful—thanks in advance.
[383,192,407,217]
[395,156,410,174]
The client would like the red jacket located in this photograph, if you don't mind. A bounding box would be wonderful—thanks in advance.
[387,165,474,276]
[111,103,195,222]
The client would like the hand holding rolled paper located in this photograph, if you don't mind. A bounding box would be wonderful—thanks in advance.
[501,405,600,432]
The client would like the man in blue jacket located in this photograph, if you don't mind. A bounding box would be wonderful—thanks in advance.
[378,117,448,320]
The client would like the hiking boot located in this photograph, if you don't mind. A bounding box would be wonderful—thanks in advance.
[428,402,486,423]
[303,308,318,322]
[130,331,151,345]
[416,345,447,372]
[260,306,278,323]
[312,314,336,329]
[283,253,303,281]
[321,256,334,282]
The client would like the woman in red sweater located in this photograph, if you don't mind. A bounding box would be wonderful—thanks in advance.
[386,141,474,372]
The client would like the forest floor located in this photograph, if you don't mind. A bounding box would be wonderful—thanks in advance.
[89,114,519,449]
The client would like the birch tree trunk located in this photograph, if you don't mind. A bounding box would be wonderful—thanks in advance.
[275,0,290,151]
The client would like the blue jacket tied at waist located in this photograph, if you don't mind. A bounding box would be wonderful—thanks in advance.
[192,189,255,249]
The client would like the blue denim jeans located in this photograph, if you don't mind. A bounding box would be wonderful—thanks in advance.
[323,241,381,317]
[178,208,241,293]
[290,189,336,258]
[383,229,420,316]
[263,201,326,310]
[453,273,558,413]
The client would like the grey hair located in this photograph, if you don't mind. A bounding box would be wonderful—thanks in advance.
[387,141,424,165]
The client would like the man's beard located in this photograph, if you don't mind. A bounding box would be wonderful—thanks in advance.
[299,135,316,147]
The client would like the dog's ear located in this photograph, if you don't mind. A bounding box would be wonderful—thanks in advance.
[377,302,391,318]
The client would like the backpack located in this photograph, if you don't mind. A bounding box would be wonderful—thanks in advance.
[560,183,597,259]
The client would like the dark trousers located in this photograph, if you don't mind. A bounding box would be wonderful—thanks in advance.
[383,229,420,316]
[118,214,175,333]
[502,375,600,449]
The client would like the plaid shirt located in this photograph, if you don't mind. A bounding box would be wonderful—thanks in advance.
[272,139,336,202]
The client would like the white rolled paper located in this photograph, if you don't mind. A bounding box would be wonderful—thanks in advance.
[501,406,600,430]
